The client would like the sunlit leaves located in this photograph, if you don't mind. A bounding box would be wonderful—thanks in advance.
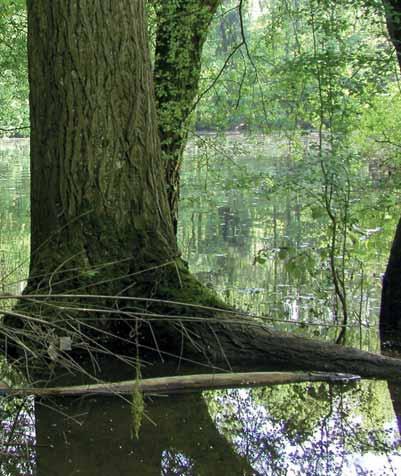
[0,0,28,134]
[197,0,395,134]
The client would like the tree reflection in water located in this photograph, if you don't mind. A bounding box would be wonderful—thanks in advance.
[0,395,35,475]
[1,380,401,475]
[161,450,195,475]
[208,385,401,475]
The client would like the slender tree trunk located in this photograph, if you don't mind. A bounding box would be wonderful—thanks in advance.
[154,0,220,232]
[380,218,401,346]
[380,1,401,345]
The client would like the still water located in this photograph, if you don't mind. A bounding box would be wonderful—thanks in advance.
[1,137,401,475]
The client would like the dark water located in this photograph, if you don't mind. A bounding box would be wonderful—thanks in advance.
[1,138,401,475]
[2,381,401,475]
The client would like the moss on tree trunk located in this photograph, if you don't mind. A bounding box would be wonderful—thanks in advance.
[154,0,220,232]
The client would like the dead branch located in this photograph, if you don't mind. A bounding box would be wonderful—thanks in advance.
[0,371,360,397]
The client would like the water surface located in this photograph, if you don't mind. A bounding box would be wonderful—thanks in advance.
[1,137,400,475]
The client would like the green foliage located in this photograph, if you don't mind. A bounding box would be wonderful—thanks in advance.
[197,0,394,132]
[0,0,28,136]
[186,0,401,338]
[355,84,401,183]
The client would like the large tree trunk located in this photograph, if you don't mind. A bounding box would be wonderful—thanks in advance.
[5,0,401,383]
[6,0,226,367]
[9,0,194,364]
[27,0,177,281]
[154,0,220,232]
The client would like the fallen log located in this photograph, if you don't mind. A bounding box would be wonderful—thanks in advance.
[0,371,360,397]
[193,320,401,381]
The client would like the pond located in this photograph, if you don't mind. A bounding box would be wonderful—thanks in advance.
[1,137,401,475]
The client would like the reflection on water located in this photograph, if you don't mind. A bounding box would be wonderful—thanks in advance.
[179,134,396,346]
[0,140,30,297]
[34,391,253,475]
[0,395,35,475]
[209,384,400,475]
[0,136,393,342]
[1,138,401,474]
[1,379,401,475]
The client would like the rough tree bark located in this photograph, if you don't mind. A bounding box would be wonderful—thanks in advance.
[27,0,176,280]
[6,0,193,363]
[4,0,401,383]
